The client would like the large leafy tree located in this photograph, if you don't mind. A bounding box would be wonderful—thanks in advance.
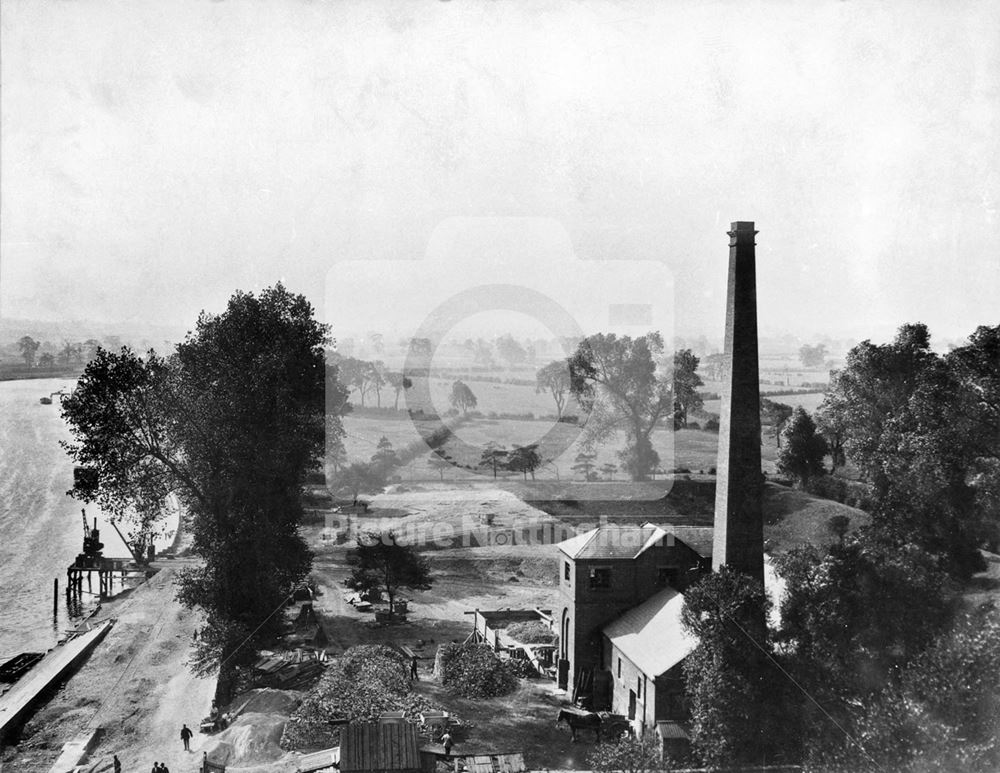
[568,333,672,480]
[385,371,413,410]
[62,284,330,699]
[776,407,828,485]
[344,531,433,609]
[670,348,704,429]
[760,398,794,449]
[508,444,542,480]
[681,568,796,767]
[821,323,995,579]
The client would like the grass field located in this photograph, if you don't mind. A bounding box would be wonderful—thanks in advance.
[341,412,784,486]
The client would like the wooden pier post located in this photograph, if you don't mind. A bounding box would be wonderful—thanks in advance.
[53,578,59,619]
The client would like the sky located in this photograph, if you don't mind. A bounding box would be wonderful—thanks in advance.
[1,0,998,348]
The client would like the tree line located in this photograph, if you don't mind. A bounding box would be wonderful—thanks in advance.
[680,322,1000,771]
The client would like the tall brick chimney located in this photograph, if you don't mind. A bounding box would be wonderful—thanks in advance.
[712,221,764,587]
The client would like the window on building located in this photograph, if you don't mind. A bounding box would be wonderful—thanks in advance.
[589,567,611,589]
[655,567,679,588]
[564,562,571,582]
[617,657,622,679]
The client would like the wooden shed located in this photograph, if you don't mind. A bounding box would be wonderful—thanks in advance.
[340,722,422,773]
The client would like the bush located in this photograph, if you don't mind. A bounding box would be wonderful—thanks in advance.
[687,421,701,430]
[437,643,519,698]
[704,418,719,432]
[505,621,557,645]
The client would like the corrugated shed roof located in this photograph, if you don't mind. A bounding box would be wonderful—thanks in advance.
[340,723,421,772]
[556,525,669,560]
[602,588,697,677]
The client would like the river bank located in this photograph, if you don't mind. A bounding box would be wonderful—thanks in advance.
[0,558,216,772]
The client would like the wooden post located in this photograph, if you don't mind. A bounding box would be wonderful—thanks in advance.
[53,578,59,619]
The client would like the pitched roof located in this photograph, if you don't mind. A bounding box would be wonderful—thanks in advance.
[602,588,697,677]
[662,525,714,558]
[556,525,669,560]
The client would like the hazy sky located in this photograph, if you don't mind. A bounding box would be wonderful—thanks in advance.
[1,0,997,346]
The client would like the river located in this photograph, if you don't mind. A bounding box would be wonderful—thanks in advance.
[0,377,175,661]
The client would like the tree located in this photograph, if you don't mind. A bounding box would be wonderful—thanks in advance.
[479,442,508,479]
[369,360,387,407]
[571,451,597,480]
[670,349,704,428]
[776,407,828,485]
[814,403,847,469]
[799,343,828,368]
[449,380,478,414]
[681,568,795,767]
[495,334,528,368]
[536,359,572,418]
[62,284,329,700]
[371,436,399,474]
[600,462,618,481]
[337,357,380,407]
[508,444,542,480]
[760,398,794,448]
[428,452,453,481]
[17,335,39,368]
[820,323,992,579]
[407,337,433,366]
[385,372,413,410]
[83,339,103,361]
[344,531,433,610]
[569,333,673,480]
[336,462,387,504]
[38,352,56,370]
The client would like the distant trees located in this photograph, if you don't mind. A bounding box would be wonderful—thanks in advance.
[569,333,672,480]
[449,380,478,414]
[337,357,383,407]
[495,334,528,368]
[345,531,433,609]
[385,372,413,410]
[38,352,56,370]
[776,407,828,485]
[17,335,39,368]
[62,284,330,700]
[428,452,453,481]
[798,343,828,368]
[479,442,508,479]
[508,444,542,480]
[600,462,618,481]
[670,349,704,428]
[536,360,571,418]
[370,436,399,475]
[336,462,387,504]
[571,452,597,481]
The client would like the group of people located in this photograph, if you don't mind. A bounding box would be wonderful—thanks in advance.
[109,724,195,772]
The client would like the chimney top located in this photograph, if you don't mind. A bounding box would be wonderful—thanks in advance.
[728,221,758,245]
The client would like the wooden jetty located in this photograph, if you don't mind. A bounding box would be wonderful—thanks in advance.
[0,619,114,743]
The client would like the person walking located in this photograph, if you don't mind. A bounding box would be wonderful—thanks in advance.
[180,722,194,751]
[441,730,453,758]
[112,754,121,773]
[410,654,419,681]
